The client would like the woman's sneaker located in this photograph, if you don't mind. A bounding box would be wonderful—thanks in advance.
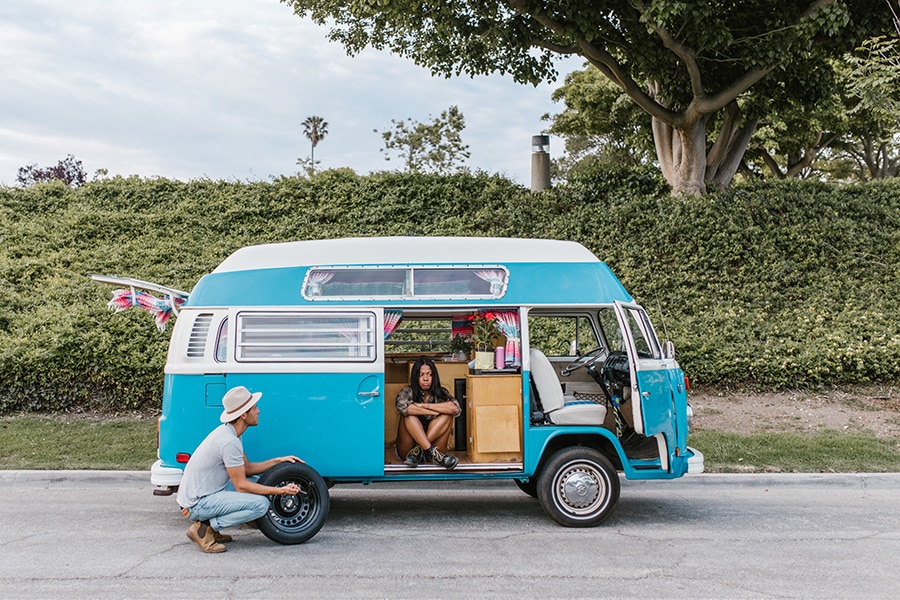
[403,445,423,467]
[426,446,458,470]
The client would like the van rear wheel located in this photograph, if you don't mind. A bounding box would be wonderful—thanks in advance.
[255,462,330,544]
[537,447,619,527]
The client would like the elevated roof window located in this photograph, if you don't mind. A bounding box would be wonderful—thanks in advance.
[302,266,508,300]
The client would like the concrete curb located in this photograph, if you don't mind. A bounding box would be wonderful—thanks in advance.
[0,470,150,487]
[1,470,898,489]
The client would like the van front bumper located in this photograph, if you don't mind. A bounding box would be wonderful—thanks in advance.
[150,460,184,488]
[686,446,705,474]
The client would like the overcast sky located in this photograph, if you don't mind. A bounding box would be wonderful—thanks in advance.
[0,0,582,187]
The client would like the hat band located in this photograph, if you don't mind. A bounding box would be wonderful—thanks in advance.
[224,396,254,417]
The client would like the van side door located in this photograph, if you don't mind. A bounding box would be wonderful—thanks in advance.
[609,301,674,440]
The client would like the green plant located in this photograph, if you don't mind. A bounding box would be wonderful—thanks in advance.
[449,334,473,357]
[471,313,502,352]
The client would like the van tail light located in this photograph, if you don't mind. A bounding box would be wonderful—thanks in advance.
[176,453,191,463]
[684,375,691,391]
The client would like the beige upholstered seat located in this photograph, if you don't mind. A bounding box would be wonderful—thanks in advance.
[529,348,607,425]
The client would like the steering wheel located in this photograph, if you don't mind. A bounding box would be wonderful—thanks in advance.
[561,347,608,376]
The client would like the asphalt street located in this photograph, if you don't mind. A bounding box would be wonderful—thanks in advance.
[0,471,898,599]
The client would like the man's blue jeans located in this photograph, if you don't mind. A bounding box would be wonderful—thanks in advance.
[185,480,269,531]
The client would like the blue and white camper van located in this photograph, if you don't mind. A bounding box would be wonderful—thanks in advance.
[97,236,702,544]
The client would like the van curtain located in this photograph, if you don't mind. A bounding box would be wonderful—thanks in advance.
[489,310,520,368]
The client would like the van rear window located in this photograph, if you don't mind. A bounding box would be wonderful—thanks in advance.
[302,266,508,300]
[235,312,376,362]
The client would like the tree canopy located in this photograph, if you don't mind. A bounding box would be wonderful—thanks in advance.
[282,0,894,194]
[16,154,87,188]
[300,115,329,175]
[376,105,470,174]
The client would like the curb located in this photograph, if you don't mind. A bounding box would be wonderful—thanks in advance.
[1,470,898,489]
[0,470,150,487]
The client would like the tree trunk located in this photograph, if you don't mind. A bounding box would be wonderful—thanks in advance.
[652,102,761,194]
[652,116,709,196]
[706,101,758,191]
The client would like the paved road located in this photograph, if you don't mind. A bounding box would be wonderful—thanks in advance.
[0,471,897,599]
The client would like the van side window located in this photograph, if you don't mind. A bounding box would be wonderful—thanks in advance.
[597,306,662,359]
[597,308,625,353]
[385,316,453,354]
[215,318,228,362]
[528,315,600,357]
[621,306,662,359]
[235,312,376,361]
[303,266,508,299]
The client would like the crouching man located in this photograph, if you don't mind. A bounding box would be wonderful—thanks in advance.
[176,386,302,553]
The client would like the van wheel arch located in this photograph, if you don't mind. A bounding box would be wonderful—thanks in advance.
[536,446,620,527]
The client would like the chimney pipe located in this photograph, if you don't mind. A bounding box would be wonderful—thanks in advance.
[531,135,550,192]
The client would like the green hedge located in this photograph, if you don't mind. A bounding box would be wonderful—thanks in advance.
[1,171,898,413]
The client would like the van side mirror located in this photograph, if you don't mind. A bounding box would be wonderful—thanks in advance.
[663,340,675,359]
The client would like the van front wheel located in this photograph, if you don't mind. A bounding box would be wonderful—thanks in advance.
[255,462,330,544]
[537,447,619,527]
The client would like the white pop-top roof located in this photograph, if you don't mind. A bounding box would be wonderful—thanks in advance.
[213,237,599,273]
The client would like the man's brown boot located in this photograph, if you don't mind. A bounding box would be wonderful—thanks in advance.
[213,530,233,543]
[186,521,226,553]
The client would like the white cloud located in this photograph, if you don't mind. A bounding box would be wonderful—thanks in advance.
[0,0,581,185]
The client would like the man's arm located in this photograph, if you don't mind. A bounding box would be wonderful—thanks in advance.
[244,454,304,477]
[226,462,300,496]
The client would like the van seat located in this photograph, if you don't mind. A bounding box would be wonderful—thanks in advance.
[529,348,607,426]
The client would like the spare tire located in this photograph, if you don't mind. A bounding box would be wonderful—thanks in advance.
[255,462,330,544]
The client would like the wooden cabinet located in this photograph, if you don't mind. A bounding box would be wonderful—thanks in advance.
[465,374,522,463]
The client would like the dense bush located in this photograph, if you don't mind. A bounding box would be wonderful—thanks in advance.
[1,171,898,413]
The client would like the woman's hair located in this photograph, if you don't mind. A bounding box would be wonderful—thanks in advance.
[410,357,452,403]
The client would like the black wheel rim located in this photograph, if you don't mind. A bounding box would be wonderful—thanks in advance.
[267,476,325,534]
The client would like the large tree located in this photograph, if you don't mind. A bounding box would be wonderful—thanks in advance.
[283,0,892,195]
[300,115,329,175]
[544,67,656,177]
[376,105,470,174]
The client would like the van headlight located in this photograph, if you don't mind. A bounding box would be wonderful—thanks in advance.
[686,402,694,431]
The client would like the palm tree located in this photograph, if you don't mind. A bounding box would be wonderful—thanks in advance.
[301,116,328,174]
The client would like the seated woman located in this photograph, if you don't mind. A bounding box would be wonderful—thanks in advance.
[395,357,461,469]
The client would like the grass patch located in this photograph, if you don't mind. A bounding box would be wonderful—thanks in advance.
[1,415,898,473]
[690,430,900,473]
[0,415,157,470]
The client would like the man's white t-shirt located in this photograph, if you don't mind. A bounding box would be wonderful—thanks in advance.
[176,423,245,509]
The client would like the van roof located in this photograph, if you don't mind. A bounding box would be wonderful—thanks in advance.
[189,236,632,307]
[213,237,599,273]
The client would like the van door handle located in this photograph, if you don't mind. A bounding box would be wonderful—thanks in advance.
[357,388,380,407]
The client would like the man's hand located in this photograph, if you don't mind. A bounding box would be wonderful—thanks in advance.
[279,483,301,495]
